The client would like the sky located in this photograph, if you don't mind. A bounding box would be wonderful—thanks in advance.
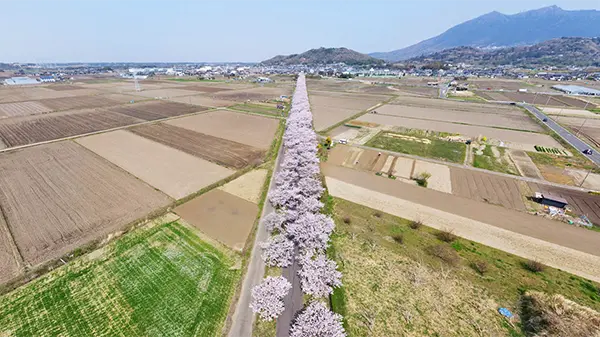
[1,0,599,63]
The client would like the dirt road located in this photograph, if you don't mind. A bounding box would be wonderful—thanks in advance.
[322,163,600,282]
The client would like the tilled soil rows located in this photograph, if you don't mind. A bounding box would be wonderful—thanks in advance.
[0,141,172,267]
[167,109,279,149]
[178,85,232,93]
[450,166,526,211]
[0,109,142,147]
[45,85,85,91]
[38,95,121,111]
[130,123,265,169]
[106,101,204,121]
[76,130,234,200]
[174,189,258,251]
[0,101,52,118]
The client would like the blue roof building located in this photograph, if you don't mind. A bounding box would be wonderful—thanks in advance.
[552,84,600,96]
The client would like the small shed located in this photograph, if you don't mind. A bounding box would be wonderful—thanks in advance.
[535,192,568,209]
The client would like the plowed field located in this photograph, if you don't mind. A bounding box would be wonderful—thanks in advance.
[175,189,258,251]
[107,101,204,121]
[450,166,526,211]
[178,85,231,93]
[0,101,52,118]
[45,85,85,91]
[0,142,171,266]
[39,95,120,111]
[76,130,234,199]
[130,123,264,169]
[0,109,142,147]
[167,109,279,149]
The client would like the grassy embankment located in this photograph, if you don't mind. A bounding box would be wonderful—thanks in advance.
[0,220,239,337]
[329,198,600,337]
[366,130,466,164]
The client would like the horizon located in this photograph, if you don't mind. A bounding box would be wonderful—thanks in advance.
[0,0,599,63]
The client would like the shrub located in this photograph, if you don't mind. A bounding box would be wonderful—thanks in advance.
[471,260,489,275]
[409,220,423,230]
[414,172,431,187]
[342,216,351,224]
[426,244,460,266]
[373,211,382,218]
[392,234,404,244]
[436,230,457,243]
[524,260,546,273]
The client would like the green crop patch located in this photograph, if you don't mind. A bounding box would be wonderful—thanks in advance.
[0,220,239,337]
[367,131,466,163]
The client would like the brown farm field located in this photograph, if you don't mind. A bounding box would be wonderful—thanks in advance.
[174,189,258,251]
[0,109,142,147]
[126,88,201,98]
[45,85,86,91]
[449,166,527,211]
[375,104,543,132]
[476,91,596,109]
[106,100,204,121]
[555,116,600,148]
[177,85,232,93]
[390,95,525,115]
[0,101,52,118]
[308,91,387,131]
[213,86,291,102]
[76,130,234,200]
[167,109,279,149]
[130,123,265,169]
[357,113,562,151]
[38,95,121,111]
[393,85,439,97]
[0,141,172,268]
[168,94,237,108]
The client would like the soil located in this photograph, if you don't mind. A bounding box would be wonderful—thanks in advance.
[168,95,237,108]
[390,96,523,115]
[128,88,201,98]
[376,104,542,132]
[166,109,279,149]
[213,87,290,102]
[218,169,268,204]
[0,109,143,147]
[106,101,205,121]
[413,160,452,193]
[0,101,52,118]
[0,212,20,284]
[308,92,385,131]
[322,163,600,282]
[357,114,562,151]
[449,166,526,211]
[76,130,234,200]
[38,95,121,111]
[509,149,544,179]
[174,189,258,251]
[177,85,232,93]
[45,85,85,91]
[0,141,171,267]
[130,123,264,169]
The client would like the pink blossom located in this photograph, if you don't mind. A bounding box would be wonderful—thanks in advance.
[290,301,346,337]
[250,276,292,321]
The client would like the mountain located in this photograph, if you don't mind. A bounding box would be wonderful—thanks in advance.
[262,47,385,66]
[371,6,600,62]
[406,37,600,67]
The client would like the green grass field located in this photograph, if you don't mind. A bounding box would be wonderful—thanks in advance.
[231,103,283,116]
[367,131,466,163]
[0,220,239,337]
[473,145,519,175]
[329,198,600,337]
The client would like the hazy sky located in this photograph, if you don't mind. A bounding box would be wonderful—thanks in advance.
[1,0,598,63]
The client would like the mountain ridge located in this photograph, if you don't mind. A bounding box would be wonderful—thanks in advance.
[371,6,600,62]
[261,47,384,66]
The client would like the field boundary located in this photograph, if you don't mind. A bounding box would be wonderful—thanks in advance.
[0,106,219,154]
[318,95,397,134]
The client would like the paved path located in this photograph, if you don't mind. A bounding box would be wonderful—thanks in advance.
[276,247,303,337]
[227,141,285,337]
[520,103,600,165]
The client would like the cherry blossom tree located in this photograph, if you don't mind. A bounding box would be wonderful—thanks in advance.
[262,211,285,233]
[250,276,292,321]
[297,253,342,298]
[261,234,294,267]
[286,212,334,252]
[290,301,346,337]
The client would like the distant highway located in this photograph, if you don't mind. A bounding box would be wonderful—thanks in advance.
[520,103,600,166]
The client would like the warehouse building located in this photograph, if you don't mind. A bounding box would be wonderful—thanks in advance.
[3,77,39,85]
[552,84,600,96]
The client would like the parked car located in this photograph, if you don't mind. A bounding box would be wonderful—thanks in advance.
[338,139,348,144]
[583,149,593,155]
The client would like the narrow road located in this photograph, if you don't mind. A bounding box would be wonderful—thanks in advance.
[227,140,286,337]
[520,103,600,165]
[276,247,303,337]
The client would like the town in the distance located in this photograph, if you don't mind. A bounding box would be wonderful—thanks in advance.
[0,3,599,337]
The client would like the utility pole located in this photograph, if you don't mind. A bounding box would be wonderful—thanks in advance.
[532,92,538,105]
[576,118,588,136]
[545,95,552,106]
[579,168,593,187]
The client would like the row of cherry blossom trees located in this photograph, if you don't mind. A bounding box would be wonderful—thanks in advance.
[250,74,345,337]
